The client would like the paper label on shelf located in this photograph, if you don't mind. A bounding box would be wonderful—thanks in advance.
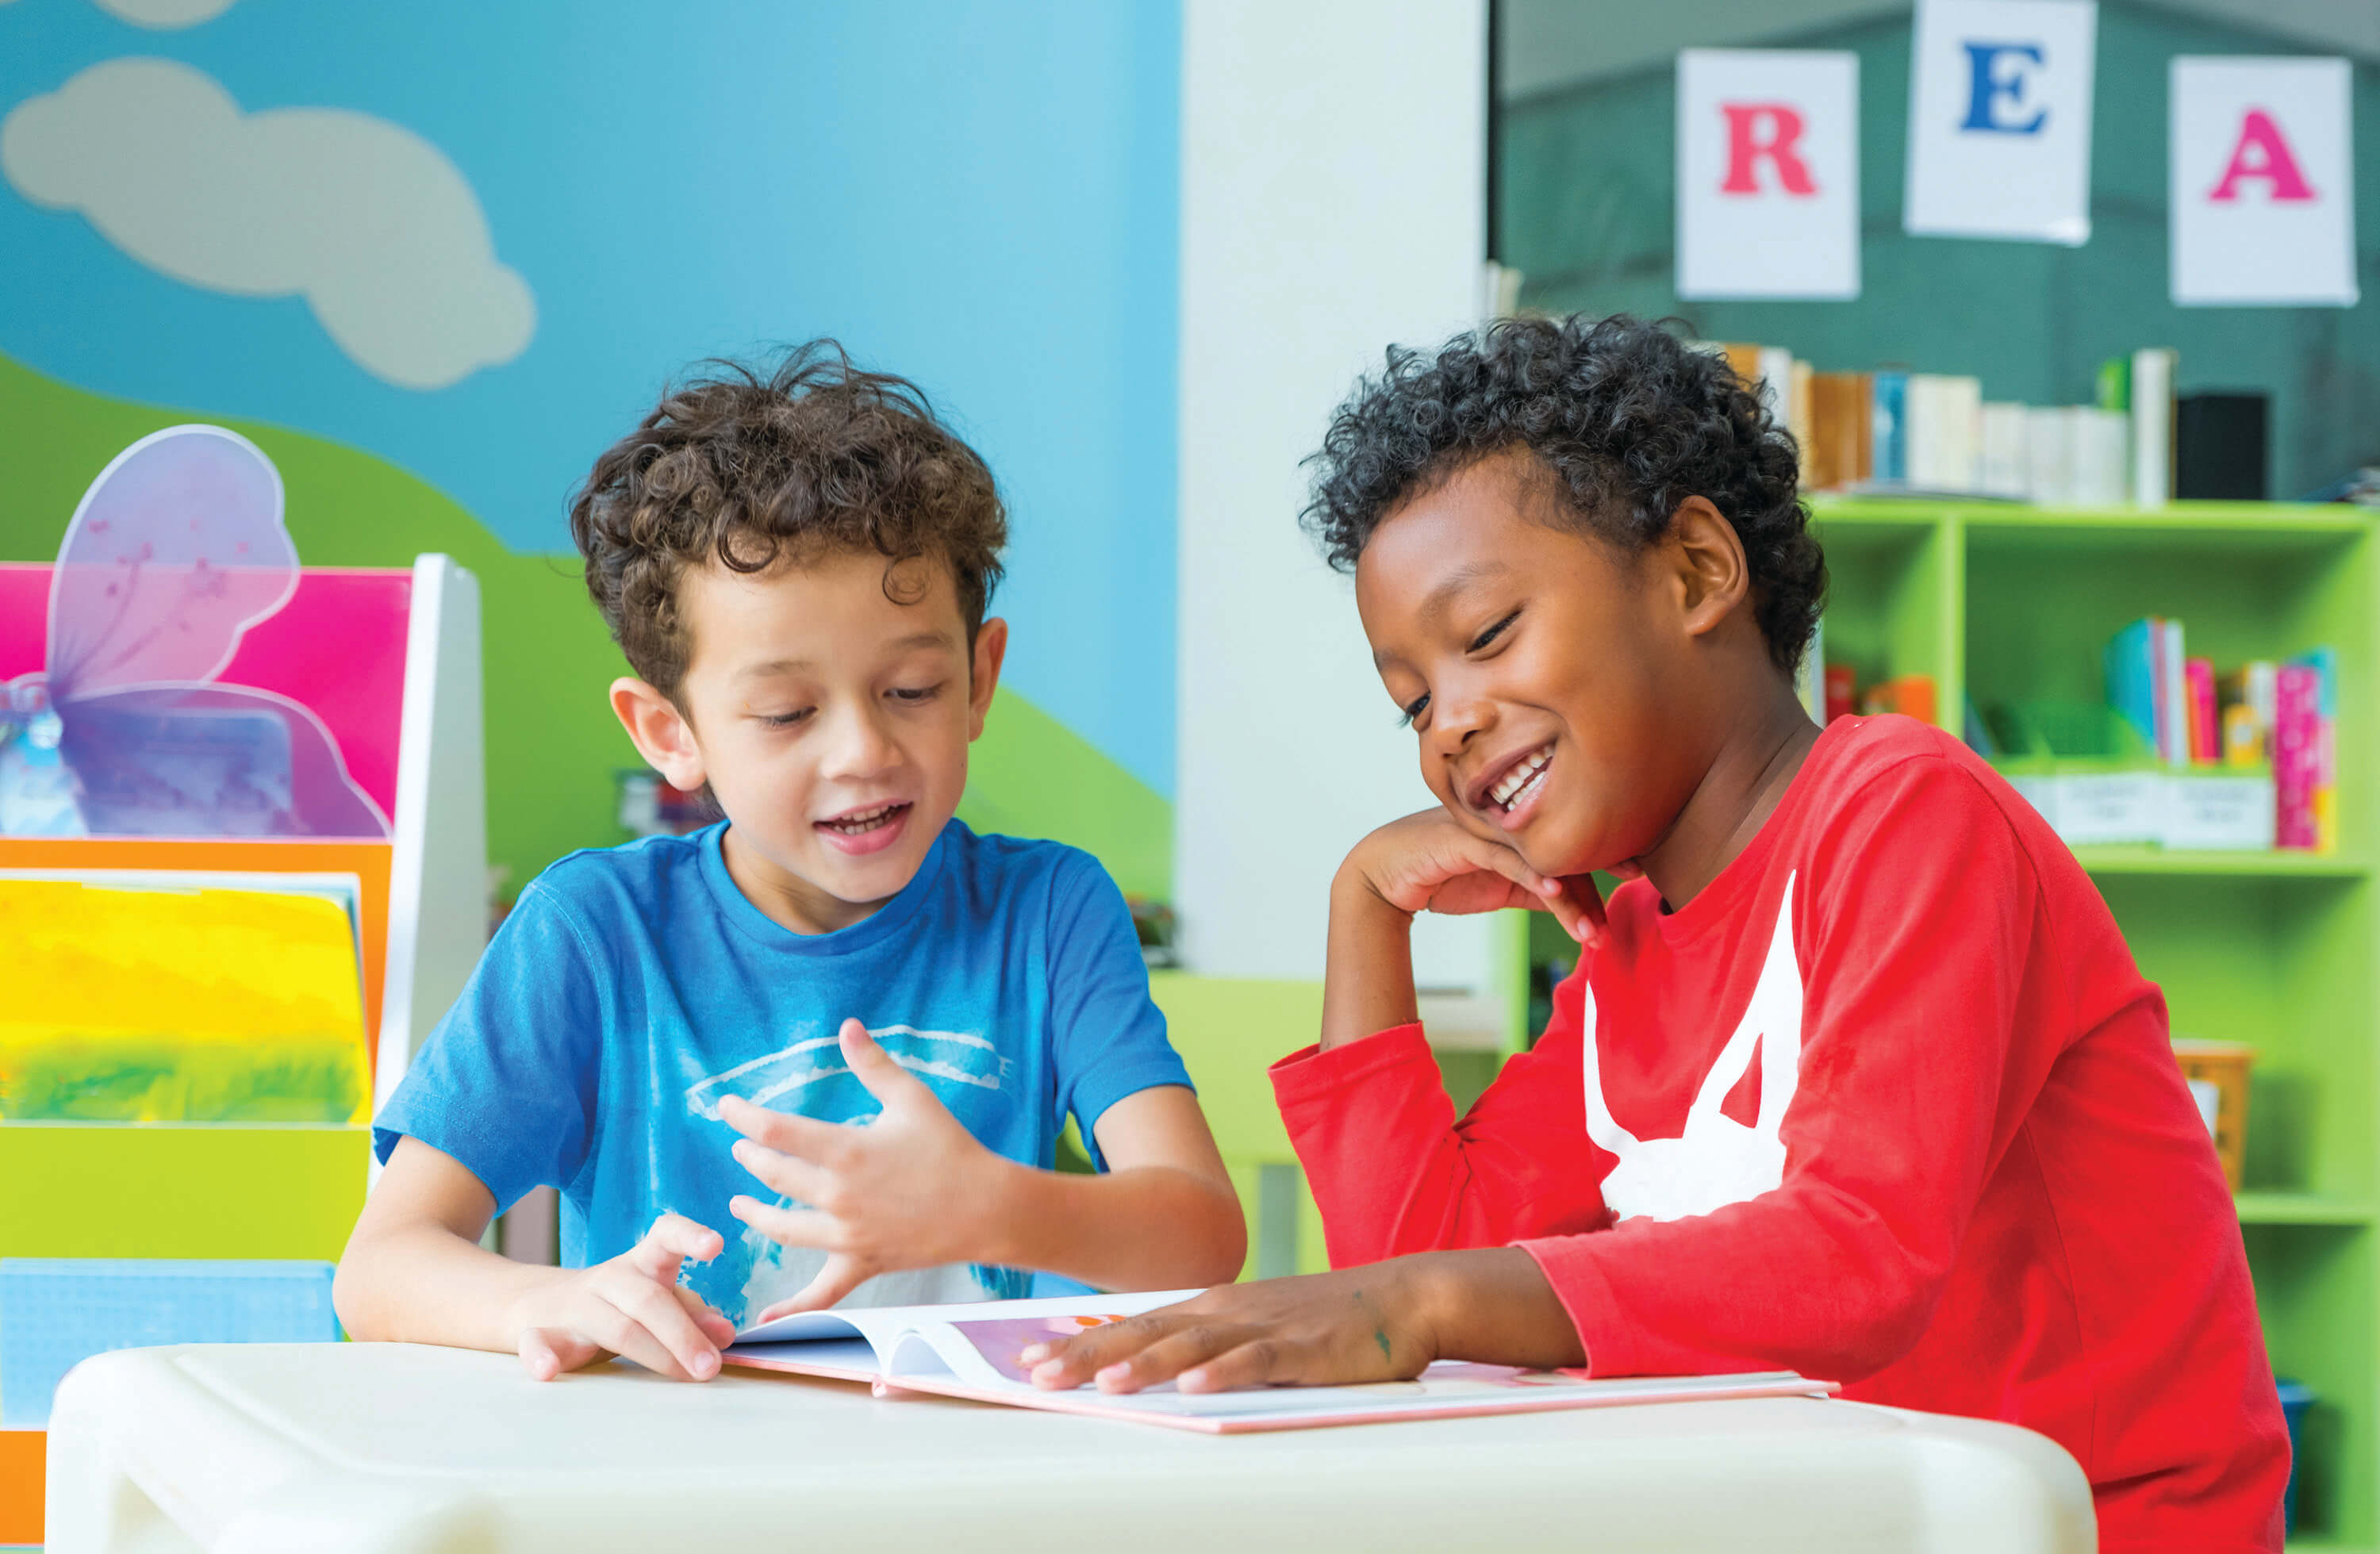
[1903,0,2097,245]
[1676,50,1860,300]
[2170,56,2359,307]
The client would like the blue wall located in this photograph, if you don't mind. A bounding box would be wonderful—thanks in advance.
[0,0,1180,801]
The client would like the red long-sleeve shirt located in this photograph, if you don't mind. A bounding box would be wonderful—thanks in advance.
[1273,716,2287,1552]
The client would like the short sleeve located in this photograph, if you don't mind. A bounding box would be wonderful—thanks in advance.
[372,882,606,1214]
[1043,852,1192,1157]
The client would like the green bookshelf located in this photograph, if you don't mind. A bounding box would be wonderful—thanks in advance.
[1511,497,2377,1542]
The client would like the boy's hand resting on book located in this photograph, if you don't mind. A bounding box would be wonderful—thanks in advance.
[724,1019,1005,1318]
[507,1213,739,1383]
[1014,1249,1585,1394]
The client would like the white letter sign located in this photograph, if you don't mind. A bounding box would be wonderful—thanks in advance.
[1677,50,1860,300]
[2171,56,2358,307]
[1904,0,2097,245]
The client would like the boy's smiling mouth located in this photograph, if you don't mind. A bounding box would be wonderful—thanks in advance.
[1471,741,1554,822]
[816,800,914,857]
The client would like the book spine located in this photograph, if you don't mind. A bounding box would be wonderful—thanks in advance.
[2106,619,2158,751]
[2275,664,2323,850]
[2159,621,2187,766]
[1871,371,1907,485]
[2131,348,2176,508]
[2186,658,2219,764]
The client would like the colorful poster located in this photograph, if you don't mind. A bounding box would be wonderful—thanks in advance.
[2171,57,2358,307]
[1676,50,1861,301]
[1903,0,2096,245]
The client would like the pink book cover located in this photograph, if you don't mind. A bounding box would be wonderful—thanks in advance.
[2274,664,2322,850]
[2185,658,2219,765]
[721,1291,1839,1435]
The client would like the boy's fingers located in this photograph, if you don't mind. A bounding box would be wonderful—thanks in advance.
[719,1095,849,1161]
[1179,1336,1336,1395]
[729,1138,835,1203]
[1453,835,1553,896]
[674,1286,741,1348]
[612,1278,722,1379]
[1088,1322,1253,1394]
[518,1326,597,1382]
[625,1212,723,1281]
[1027,1310,1197,1389]
[839,1020,931,1107]
[728,1196,843,1249]
[770,1253,869,1315]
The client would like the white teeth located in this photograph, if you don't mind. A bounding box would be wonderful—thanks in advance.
[827,803,904,834]
[1488,745,1553,808]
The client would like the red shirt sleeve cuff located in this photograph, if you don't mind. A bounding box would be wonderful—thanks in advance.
[1269,1022,1436,1107]
[1516,1233,1633,1379]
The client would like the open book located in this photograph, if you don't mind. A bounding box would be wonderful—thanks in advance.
[724,1291,1837,1434]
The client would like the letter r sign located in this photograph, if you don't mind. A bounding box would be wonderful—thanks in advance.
[1678,49,1860,299]
[1720,104,1818,194]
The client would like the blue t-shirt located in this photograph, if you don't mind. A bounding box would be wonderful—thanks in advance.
[374,818,1191,1324]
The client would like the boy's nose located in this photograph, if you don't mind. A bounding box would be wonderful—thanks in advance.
[818,704,900,778]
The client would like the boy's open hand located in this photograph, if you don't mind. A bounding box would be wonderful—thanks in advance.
[508,1213,737,1383]
[1345,808,1609,946]
[724,1019,1007,1319]
[1016,1265,1440,1395]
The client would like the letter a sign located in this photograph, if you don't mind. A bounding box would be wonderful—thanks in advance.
[1904,0,2097,245]
[1677,50,1860,300]
[2171,57,2358,306]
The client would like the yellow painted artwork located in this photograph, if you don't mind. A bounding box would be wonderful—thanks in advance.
[0,879,369,1123]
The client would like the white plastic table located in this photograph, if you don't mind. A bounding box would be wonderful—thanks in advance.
[45,1342,2094,1552]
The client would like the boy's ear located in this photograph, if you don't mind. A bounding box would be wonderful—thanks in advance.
[610,677,708,792]
[966,618,1010,742]
[1665,497,1752,641]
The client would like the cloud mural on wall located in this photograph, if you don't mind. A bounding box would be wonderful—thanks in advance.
[92,0,240,28]
[1,58,534,389]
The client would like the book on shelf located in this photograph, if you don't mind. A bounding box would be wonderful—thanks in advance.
[722,1291,1837,1434]
[1906,374,1982,493]
[2177,392,2268,501]
[2106,618,2159,753]
[1979,402,2029,499]
[2275,650,2339,854]
[1870,369,1909,486]
[2129,348,2177,508]
[1808,371,1871,492]
[2185,658,2220,765]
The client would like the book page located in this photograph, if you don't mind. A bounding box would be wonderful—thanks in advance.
[730,1288,1200,1382]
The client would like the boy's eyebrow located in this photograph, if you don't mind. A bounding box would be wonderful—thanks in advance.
[1415,562,1511,625]
[1374,562,1511,668]
[734,632,960,679]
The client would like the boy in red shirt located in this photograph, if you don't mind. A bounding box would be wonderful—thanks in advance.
[1026,315,2288,1550]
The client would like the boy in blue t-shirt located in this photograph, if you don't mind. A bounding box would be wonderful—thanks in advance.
[336,345,1246,1383]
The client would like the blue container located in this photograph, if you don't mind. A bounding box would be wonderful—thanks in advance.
[0,1259,339,1425]
[2276,1378,2314,1534]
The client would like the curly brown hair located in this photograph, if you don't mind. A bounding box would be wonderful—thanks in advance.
[569,343,1008,699]
[1304,314,1825,673]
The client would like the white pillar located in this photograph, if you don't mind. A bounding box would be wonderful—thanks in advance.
[1176,0,1490,988]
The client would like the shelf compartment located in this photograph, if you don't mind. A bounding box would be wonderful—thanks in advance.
[2239,1194,2378,1227]
[2073,847,2370,879]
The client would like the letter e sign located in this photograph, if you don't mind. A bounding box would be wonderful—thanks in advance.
[2171,56,2357,306]
[1904,0,2096,245]
[1678,50,1860,300]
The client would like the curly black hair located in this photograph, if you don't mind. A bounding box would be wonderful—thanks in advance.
[570,341,1006,699]
[1302,314,1825,673]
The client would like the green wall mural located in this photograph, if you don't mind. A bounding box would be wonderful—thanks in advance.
[0,351,1171,902]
